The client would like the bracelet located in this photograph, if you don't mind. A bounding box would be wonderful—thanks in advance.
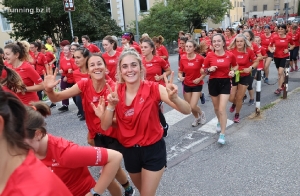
[204,68,211,75]
[106,107,115,112]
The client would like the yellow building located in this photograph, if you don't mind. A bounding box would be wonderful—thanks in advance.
[229,0,244,23]
[0,3,13,48]
[108,0,166,31]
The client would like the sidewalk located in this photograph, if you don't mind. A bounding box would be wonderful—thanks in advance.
[157,85,300,195]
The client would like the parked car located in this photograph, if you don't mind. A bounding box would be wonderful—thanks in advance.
[231,21,241,30]
[293,16,300,23]
[276,18,285,25]
[287,17,295,23]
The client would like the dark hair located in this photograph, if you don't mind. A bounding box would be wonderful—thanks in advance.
[86,53,106,70]
[25,102,50,139]
[226,28,235,36]
[0,58,26,93]
[186,40,200,53]
[30,42,42,52]
[45,36,51,41]
[180,36,188,43]
[0,47,4,54]
[103,36,117,50]
[243,30,255,41]
[81,35,91,42]
[201,30,207,36]
[41,44,47,50]
[4,42,27,61]
[71,44,80,49]
[264,25,271,29]
[0,87,29,151]
[75,47,91,58]
[141,38,156,55]
[152,35,164,45]
[72,36,78,42]
[277,24,287,31]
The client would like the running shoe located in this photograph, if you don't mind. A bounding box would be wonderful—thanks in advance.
[200,92,205,104]
[290,67,295,72]
[242,94,247,103]
[217,134,225,145]
[79,116,85,121]
[192,118,200,127]
[125,186,135,196]
[163,123,169,138]
[58,105,69,112]
[295,66,299,71]
[216,122,221,133]
[229,104,236,113]
[248,99,255,106]
[234,113,240,123]
[264,78,269,83]
[42,95,48,101]
[200,111,206,124]
[49,103,56,108]
[274,88,282,95]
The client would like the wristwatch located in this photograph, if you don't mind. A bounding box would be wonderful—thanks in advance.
[90,188,101,196]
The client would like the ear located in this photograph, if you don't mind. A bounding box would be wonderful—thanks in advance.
[34,129,43,141]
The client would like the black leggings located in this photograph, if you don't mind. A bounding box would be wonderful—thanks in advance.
[247,69,257,91]
[290,46,299,61]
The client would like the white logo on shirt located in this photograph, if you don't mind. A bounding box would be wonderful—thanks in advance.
[280,40,285,42]
[139,97,144,104]
[93,96,99,102]
[188,62,194,66]
[125,108,134,117]
[109,60,115,63]
[217,59,224,62]
[237,55,244,59]
[145,63,152,67]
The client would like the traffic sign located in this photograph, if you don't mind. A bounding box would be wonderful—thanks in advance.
[64,0,75,11]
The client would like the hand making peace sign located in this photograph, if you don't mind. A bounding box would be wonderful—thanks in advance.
[106,83,119,107]
[163,71,178,101]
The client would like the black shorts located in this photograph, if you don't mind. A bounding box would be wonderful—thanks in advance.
[273,57,288,69]
[94,134,123,153]
[122,139,167,173]
[184,84,203,92]
[232,74,252,86]
[267,51,274,58]
[208,78,231,97]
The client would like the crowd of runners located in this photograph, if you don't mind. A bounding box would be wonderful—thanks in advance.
[0,18,299,195]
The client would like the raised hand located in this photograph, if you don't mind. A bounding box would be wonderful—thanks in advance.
[106,83,119,107]
[43,65,61,92]
[164,71,178,101]
[91,96,106,119]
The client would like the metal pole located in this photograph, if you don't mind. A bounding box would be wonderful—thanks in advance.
[134,0,140,41]
[283,59,290,99]
[68,11,74,38]
[255,69,261,116]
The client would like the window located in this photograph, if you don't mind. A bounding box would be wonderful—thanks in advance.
[253,6,257,11]
[240,2,243,7]
[274,5,279,10]
[263,5,267,10]
[0,13,11,31]
[139,0,148,12]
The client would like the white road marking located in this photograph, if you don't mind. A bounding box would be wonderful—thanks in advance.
[44,98,75,106]
[164,109,191,126]
[198,117,234,133]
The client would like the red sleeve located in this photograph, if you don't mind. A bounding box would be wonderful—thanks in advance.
[76,78,87,92]
[160,58,169,70]
[231,53,237,67]
[249,49,257,62]
[179,58,184,72]
[27,65,43,84]
[289,37,294,45]
[202,53,211,69]
[92,45,100,53]
[161,46,169,58]
[59,144,108,168]
[41,54,48,65]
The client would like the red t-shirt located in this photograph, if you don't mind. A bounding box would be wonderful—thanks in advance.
[77,78,117,139]
[260,33,274,52]
[251,42,261,55]
[59,57,77,83]
[85,44,101,53]
[156,45,169,62]
[1,150,72,196]
[254,31,263,37]
[179,54,204,86]
[7,61,42,105]
[44,51,55,68]
[102,51,121,81]
[115,81,162,147]
[287,32,300,47]
[203,51,237,79]
[230,48,257,76]
[73,69,89,83]
[131,44,142,54]
[116,46,123,53]
[270,35,293,58]
[40,134,108,196]
[257,46,267,70]
[142,56,169,86]
[32,52,48,75]
[225,36,234,47]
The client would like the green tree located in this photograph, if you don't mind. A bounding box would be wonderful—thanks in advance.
[168,0,232,33]
[136,2,186,43]
[1,0,122,44]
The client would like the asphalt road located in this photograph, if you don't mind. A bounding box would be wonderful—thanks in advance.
[44,55,300,195]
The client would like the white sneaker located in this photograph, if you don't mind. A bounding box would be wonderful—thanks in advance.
[218,134,226,145]
[216,122,221,133]
[192,118,200,127]
[199,111,206,124]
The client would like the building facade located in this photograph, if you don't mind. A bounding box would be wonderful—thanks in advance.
[229,0,244,23]
[0,3,13,48]
[243,0,299,18]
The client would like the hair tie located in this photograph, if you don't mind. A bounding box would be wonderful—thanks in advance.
[31,106,37,111]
